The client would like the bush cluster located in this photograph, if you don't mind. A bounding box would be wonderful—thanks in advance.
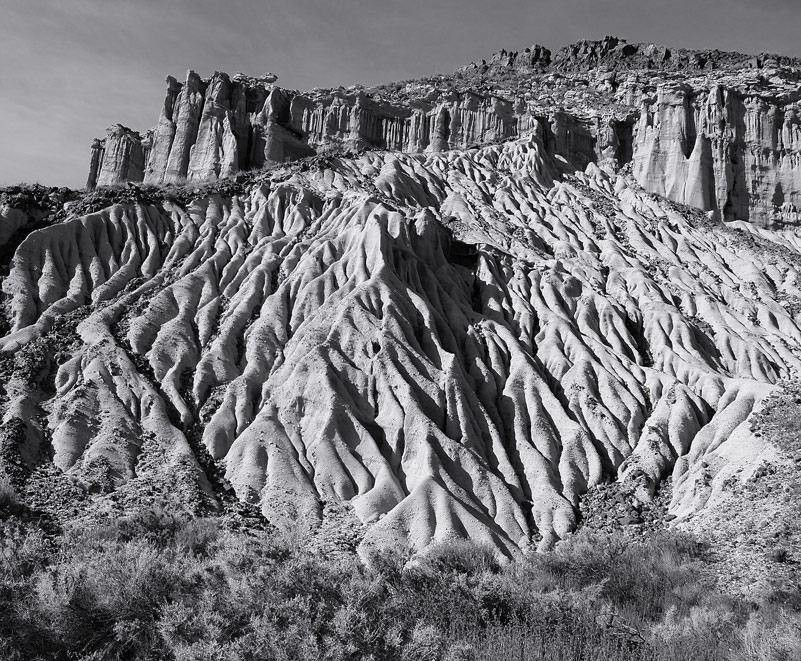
[0,508,798,660]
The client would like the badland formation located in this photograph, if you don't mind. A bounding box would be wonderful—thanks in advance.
[3,37,801,586]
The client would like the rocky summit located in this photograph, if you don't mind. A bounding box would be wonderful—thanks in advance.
[3,37,801,583]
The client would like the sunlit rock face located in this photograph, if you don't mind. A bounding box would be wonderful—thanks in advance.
[84,37,801,228]
[92,74,557,187]
[7,133,801,555]
[92,125,147,188]
[633,81,801,225]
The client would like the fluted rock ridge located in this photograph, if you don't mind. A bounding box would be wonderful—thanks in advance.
[91,125,149,188]
[7,133,801,556]
[86,71,635,193]
[85,37,801,228]
[633,74,801,225]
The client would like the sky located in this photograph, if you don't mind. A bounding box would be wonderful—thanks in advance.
[1,0,800,189]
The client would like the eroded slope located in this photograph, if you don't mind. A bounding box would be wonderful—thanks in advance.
[3,130,801,557]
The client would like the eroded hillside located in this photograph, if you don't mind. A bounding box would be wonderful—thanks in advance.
[3,128,801,570]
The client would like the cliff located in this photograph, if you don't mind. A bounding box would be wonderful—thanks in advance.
[86,71,608,188]
[84,39,799,227]
[633,74,801,225]
[86,76,636,190]
[85,39,801,228]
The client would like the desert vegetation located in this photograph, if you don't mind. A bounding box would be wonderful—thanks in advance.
[1,495,799,661]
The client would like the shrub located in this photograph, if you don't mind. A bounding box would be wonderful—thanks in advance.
[363,544,412,585]
[444,641,476,661]
[0,514,796,661]
[0,476,17,510]
[422,539,502,576]
[0,520,50,580]
[0,521,53,656]
[650,604,739,660]
[527,530,706,620]
[740,605,801,661]
[403,623,444,661]
[29,532,207,660]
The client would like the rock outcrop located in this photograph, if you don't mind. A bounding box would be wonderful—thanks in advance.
[86,139,105,190]
[550,36,795,72]
[88,75,633,190]
[87,59,638,191]
[84,38,801,228]
[89,125,148,188]
[633,76,801,224]
[455,44,552,75]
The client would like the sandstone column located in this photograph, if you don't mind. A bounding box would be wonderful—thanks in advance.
[86,138,105,190]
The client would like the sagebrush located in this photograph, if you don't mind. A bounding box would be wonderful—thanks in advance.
[0,508,798,660]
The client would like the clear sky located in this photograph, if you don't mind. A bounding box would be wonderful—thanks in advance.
[2,0,799,189]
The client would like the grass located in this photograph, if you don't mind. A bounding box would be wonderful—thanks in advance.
[0,507,798,660]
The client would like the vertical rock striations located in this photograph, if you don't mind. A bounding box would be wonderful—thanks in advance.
[94,125,146,187]
[86,138,105,189]
[86,37,801,226]
[252,88,315,166]
[634,81,801,224]
[186,72,236,181]
[163,70,206,184]
[143,76,183,185]
[90,73,627,188]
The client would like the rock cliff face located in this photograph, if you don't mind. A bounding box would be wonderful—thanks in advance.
[91,125,148,188]
[87,75,633,191]
[86,38,801,228]
[8,131,801,555]
[633,77,801,225]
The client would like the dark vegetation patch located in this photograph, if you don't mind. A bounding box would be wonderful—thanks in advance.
[0,502,799,661]
[579,476,677,534]
[0,185,80,216]
[750,379,801,457]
